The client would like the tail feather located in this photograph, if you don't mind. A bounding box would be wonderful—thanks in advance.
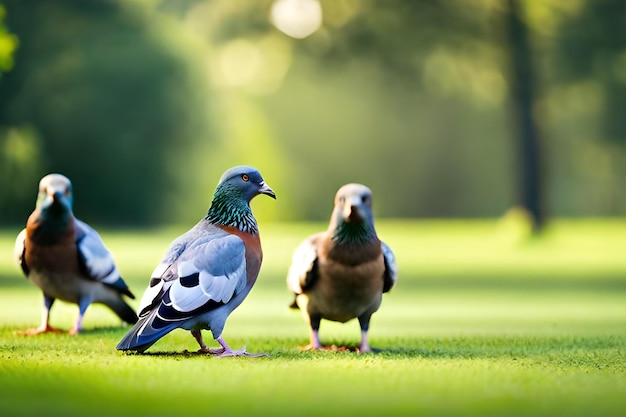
[116,320,156,353]
[107,298,139,325]
[289,294,299,309]
[116,309,179,353]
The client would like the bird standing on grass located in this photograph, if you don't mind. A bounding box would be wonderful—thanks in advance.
[14,174,138,335]
[287,183,397,353]
[117,166,276,357]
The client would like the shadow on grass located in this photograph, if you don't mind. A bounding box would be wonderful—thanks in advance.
[120,350,221,358]
[5,324,132,337]
[119,349,279,359]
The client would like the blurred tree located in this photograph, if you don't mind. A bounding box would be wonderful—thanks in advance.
[209,0,625,221]
[168,0,515,220]
[504,0,545,233]
[527,0,626,217]
[556,0,626,143]
[0,0,212,226]
[3,0,624,224]
[262,0,517,220]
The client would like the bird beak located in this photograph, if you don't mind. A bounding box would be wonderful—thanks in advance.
[39,188,68,211]
[51,190,65,201]
[341,194,366,222]
[259,181,276,199]
[343,205,363,222]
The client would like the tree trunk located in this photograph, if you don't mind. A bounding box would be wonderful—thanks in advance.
[505,0,545,233]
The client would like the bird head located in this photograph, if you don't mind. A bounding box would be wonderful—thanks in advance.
[207,166,276,233]
[328,183,377,245]
[333,183,374,224]
[35,173,74,213]
[216,166,276,202]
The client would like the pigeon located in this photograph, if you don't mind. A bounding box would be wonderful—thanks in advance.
[14,173,138,335]
[116,166,276,356]
[287,183,397,353]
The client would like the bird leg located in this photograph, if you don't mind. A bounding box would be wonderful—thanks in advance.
[302,315,322,350]
[69,315,84,335]
[213,336,268,358]
[358,330,372,353]
[69,301,90,335]
[192,329,211,352]
[213,337,246,357]
[357,315,373,353]
[303,328,322,351]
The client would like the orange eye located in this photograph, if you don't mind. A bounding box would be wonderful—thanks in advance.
[242,174,249,182]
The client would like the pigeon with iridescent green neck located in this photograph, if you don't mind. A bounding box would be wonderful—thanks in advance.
[117,166,276,356]
[287,183,397,353]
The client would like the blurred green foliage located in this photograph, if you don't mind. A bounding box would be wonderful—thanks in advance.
[0,0,214,225]
[0,5,17,73]
[0,0,625,226]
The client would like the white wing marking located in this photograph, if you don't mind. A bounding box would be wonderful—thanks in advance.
[14,228,26,266]
[75,219,119,283]
[165,234,247,313]
[287,235,319,294]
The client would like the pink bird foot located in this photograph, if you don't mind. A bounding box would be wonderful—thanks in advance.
[195,333,267,357]
[198,345,267,357]
[215,346,268,358]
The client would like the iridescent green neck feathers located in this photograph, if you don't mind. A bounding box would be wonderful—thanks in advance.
[206,187,258,234]
[332,221,375,246]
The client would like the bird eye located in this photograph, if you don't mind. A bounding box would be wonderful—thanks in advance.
[362,195,369,204]
[242,174,249,182]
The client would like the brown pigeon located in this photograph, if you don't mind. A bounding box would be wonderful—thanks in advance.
[287,183,398,353]
[14,173,137,335]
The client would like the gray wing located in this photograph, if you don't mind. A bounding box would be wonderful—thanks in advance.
[137,231,247,319]
[75,219,133,297]
[287,233,322,294]
[382,241,398,293]
[136,228,201,315]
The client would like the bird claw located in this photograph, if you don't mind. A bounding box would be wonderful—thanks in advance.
[16,325,64,336]
[202,345,268,358]
[198,346,225,355]
[301,344,320,351]
[301,344,367,353]
[68,327,82,336]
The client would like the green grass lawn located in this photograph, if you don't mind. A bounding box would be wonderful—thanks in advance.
[1,219,625,417]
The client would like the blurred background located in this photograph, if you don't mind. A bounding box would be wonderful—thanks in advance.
[0,0,624,229]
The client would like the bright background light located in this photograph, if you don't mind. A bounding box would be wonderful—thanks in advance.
[270,0,322,39]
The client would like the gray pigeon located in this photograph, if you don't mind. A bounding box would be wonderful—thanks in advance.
[117,166,276,356]
[287,183,398,353]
